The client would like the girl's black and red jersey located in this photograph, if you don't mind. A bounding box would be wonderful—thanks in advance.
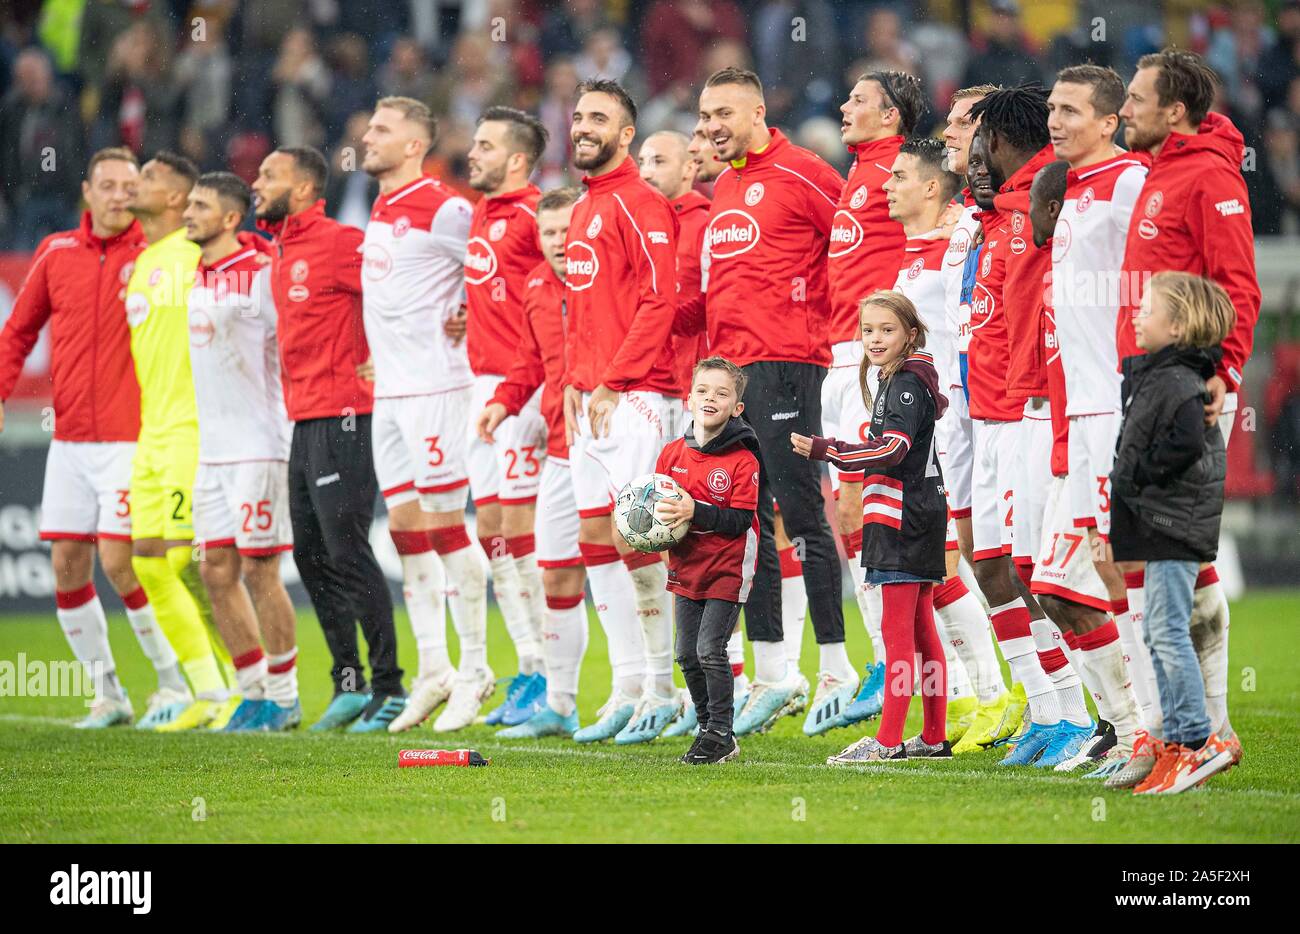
[808,351,949,581]
[655,417,761,602]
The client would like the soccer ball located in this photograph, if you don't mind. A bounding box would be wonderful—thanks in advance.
[614,473,690,553]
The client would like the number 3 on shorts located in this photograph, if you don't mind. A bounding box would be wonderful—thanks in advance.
[425,436,444,467]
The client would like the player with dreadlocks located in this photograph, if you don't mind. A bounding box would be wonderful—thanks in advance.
[964,85,1093,766]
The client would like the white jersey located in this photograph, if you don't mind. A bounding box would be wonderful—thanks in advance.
[187,248,290,463]
[894,234,955,390]
[361,175,474,398]
[942,202,981,355]
[1051,154,1147,416]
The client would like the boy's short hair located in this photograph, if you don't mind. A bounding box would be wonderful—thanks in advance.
[1147,272,1235,349]
[537,186,581,214]
[692,356,748,400]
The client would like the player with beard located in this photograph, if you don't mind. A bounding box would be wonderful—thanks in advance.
[253,146,403,732]
[356,97,487,733]
[182,173,300,731]
[697,67,847,737]
[1113,49,1257,779]
[0,149,189,729]
[814,70,922,735]
[562,79,681,744]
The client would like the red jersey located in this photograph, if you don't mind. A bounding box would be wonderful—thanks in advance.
[490,261,568,458]
[993,151,1054,402]
[464,184,543,377]
[828,135,907,346]
[703,128,844,367]
[1042,300,1069,477]
[656,426,760,603]
[563,156,678,395]
[0,213,145,442]
[1118,113,1260,391]
[670,189,711,397]
[260,201,373,422]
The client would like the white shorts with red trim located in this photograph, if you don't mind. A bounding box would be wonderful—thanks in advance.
[1012,403,1053,563]
[970,418,1016,561]
[1067,410,1120,538]
[466,374,548,506]
[192,460,292,556]
[1031,475,1108,611]
[39,440,135,542]
[937,387,973,516]
[820,342,874,492]
[571,389,672,516]
[373,390,472,513]
[536,456,581,568]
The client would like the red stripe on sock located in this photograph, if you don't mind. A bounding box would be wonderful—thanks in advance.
[778,546,801,578]
[546,592,584,611]
[1195,566,1220,590]
[578,542,620,566]
[55,583,97,609]
[1075,619,1119,652]
[932,575,969,610]
[267,651,297,675]
[1038,647,1070,674]
[506,534,536,557]
[429,525,472,555]
[121,587,149,611]
[1062,630,1079,651]
[233,647,265,670]
[622,550,661,572]
[990,602,1032,642]
[391,529,435,555]
[1124,570,1145,590]
[840,533,856,559]
[1015,561,1034,588]
[731,662,744,678]
[1110,597,1129,615]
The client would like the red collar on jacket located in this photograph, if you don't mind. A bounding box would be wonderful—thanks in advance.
[1000,144,1057,196]
[258,199,328,241]
[848,134,904,165]
[729,127,790,171]
[671,189,711,215]
[1151,111,1245,171]
[582,156,640,193]
[484,183,540,208]
[77,211,143,250]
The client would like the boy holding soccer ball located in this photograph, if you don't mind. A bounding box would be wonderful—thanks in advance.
[654,358,761,764]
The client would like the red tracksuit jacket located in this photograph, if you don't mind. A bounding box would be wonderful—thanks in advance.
[0,213,145,442]
[828,135,907,346]
[702,128,844,367]
[464,184,543,377]
[563,156,678,395]
[260,201,373,422]
[1118,113,1260,391]
[490,260,568,459]
[670,188,711,398]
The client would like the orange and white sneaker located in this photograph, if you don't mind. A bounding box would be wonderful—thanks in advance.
[1224,732,1243,768]
[1161,733,1236,794]
[1133,742,1184,795]
[1103,731,1159,789]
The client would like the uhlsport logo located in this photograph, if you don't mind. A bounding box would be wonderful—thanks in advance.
[50,864,151,914]
[706,209,761,259]
[464,237,499,285]
[708,468,731,494]
[829,210,864,258]
[565,241,599,290]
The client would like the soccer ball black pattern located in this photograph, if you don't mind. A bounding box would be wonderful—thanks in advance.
[614,473,690,553]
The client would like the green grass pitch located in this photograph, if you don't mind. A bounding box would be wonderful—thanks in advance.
[1,593,1297,843]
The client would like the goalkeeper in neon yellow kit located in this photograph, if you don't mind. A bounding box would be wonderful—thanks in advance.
[124,152,235,731]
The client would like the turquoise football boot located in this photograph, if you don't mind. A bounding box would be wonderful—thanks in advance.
[498,705,579,738]
[309,691,370,731]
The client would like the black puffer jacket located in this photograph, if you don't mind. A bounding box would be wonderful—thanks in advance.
[1110,345,1226,563]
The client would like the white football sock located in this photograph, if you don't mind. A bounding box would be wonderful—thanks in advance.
[726,628,745,670]
[856,573,886,664]
[627,560,674,695]
[234,652,268,700]
[1191,574,1230,734]
[752,639,788,686]
[780,566,808,667]
[936,585,1007,701]
[542,594,587,716]
[990,598,1059,725]
[57,588,125,703]
[1031,618,1090,727]
[122,594,187,694]
[1074,627,1140,746]
[818,641,857,684]
[513,551,548,676]
[584,559,645,694]
[399,549,452,680]
[266,648,299,704]
[441,544,489,673]
[1116,604,1160,735]
[940,628,975,699]
[487,551,541,674]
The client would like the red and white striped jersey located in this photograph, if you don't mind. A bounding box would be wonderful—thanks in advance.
[942,199,980,355]
[361,175,474,398]
[1051,153,1147,416]
[893,234,955,390]
[188,249,290,463]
